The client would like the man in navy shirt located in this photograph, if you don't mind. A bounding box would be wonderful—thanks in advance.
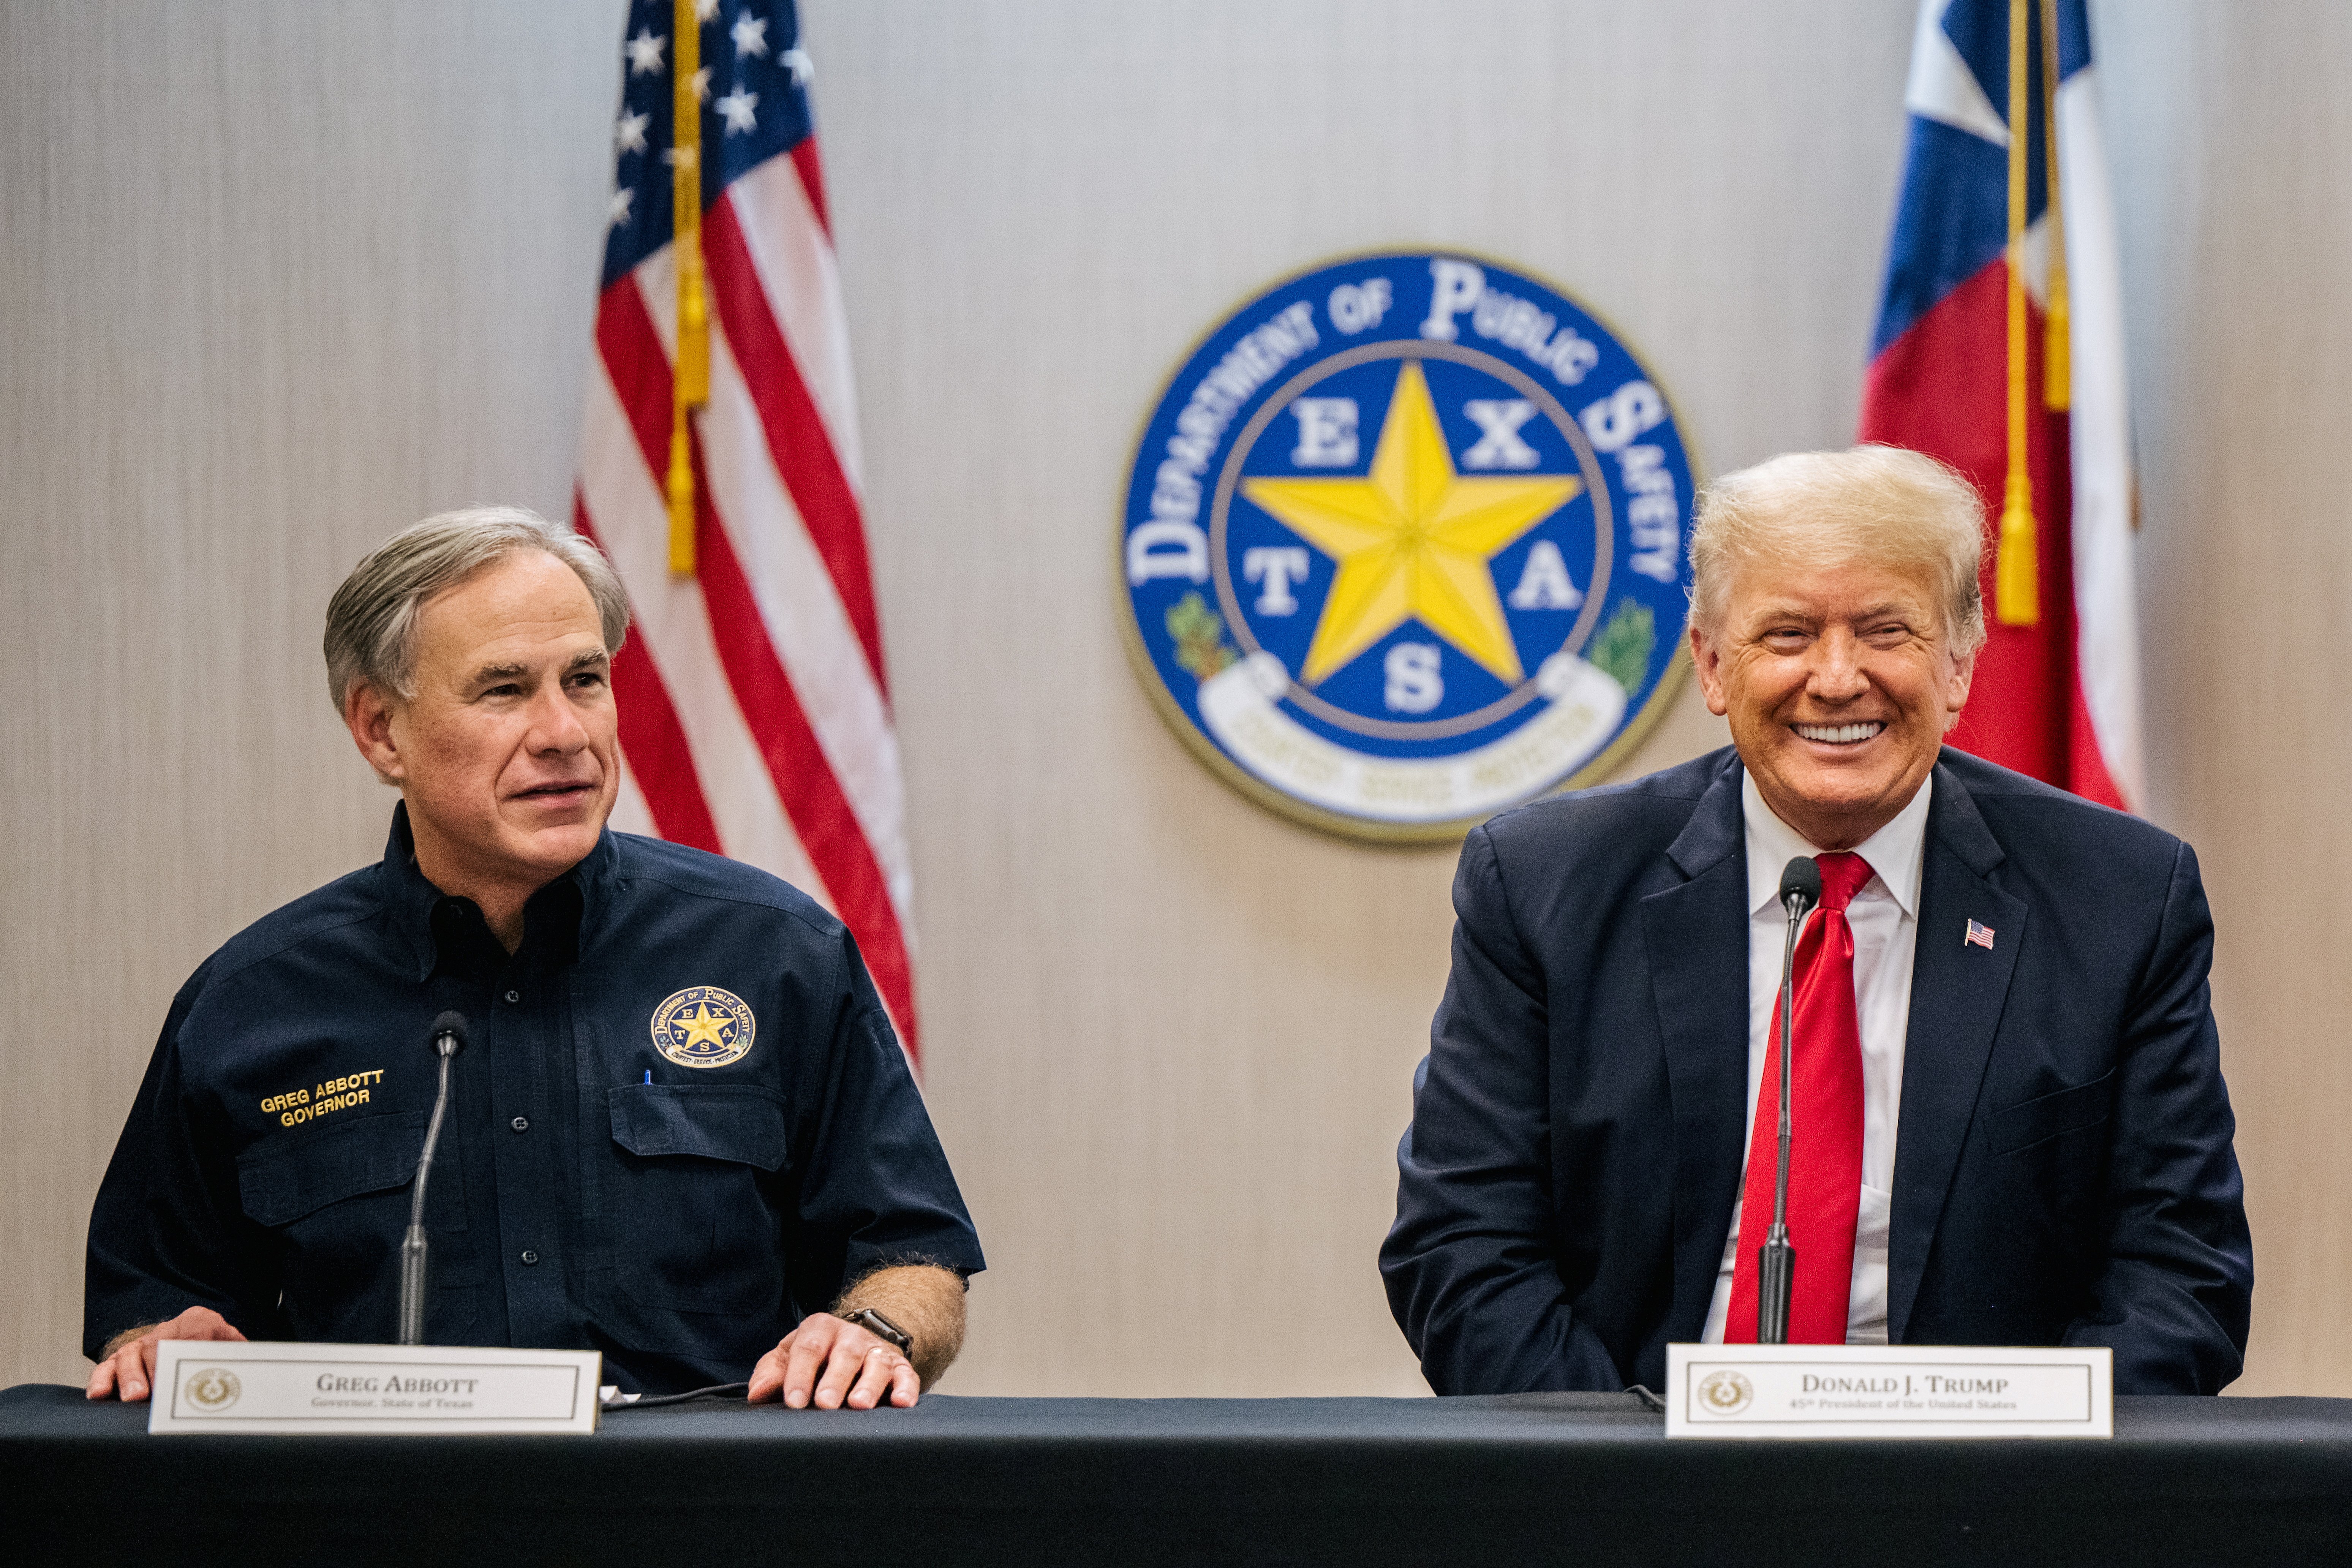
[86,506,982,1407]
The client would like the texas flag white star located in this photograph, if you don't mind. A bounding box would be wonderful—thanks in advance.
[624,28,665,76]
[715,85,759,134]
[731,14,769,58]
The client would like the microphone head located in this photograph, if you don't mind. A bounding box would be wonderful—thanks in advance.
[429,1011,469,1054]
[1779,856,1823,910]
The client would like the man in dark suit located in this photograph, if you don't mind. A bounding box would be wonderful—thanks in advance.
[1380,446,2252,1397]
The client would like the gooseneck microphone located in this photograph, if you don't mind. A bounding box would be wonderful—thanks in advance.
[1758,857,1821,1344]
[397,1011,467,1346]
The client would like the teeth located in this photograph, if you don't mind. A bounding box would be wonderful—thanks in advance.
[1794,722,1884,744]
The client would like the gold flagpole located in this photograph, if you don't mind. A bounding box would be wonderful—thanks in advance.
[2041,0,2071,412]
[667,0,709,577]
[1996,0,2041,626]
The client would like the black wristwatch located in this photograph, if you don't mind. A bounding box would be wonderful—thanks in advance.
[842,1306,913,1356]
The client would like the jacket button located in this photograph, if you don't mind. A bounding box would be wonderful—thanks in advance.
[504,990,520,1003]
[510,1116,530,1133]
[520,1250,540,1266]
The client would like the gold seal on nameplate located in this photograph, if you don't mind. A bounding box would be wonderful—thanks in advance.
[1697,1369,1753,1415]
[651,985,757,1069]
[184,1367,242,1411]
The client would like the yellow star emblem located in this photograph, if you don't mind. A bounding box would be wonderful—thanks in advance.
[673,1002,732,1051]
[1241,360,1582,686]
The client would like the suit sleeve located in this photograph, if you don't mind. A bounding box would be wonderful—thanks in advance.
[84,973,284,1359]
[1380,825,1625,1394]
[2062,840,2254,1393]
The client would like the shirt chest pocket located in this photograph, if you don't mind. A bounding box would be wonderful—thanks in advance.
[604,1084,790,1313]
[238,1111,460,1229]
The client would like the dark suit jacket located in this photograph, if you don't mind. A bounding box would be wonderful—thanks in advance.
[1380,746,2252,1396]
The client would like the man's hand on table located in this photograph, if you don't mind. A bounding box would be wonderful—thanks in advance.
[748,1263,967,1411]
[86,1306,246,1402]
[749,1312,920,1410]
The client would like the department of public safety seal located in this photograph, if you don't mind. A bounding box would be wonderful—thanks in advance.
[183,1367,241,1411]
[1697,1369,1754,1416]
[651,985,757,1069]
[1118,251,1696,840]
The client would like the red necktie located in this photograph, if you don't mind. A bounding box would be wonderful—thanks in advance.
[1724,850,1874,1345]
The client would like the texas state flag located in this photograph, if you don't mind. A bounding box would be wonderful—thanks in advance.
[1861,0,2140,810]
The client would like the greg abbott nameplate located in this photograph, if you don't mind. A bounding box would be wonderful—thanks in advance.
[150,1341,602,1435]
[1665,1343,2112,1440]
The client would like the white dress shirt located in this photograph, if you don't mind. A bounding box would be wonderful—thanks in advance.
[1699,771,1933,1345]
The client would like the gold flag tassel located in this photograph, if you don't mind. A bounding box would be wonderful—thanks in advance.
[1996,0,2041,627]
[2040,0,2070,412]
[667,0,710,577]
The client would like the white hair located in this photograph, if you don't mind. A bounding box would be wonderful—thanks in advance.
[322,506,630,713]
[1688,445,1987,658]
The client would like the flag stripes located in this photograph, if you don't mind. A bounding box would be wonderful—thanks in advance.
[579,1,921,1058]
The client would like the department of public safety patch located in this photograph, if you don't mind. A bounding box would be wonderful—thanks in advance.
[651,985,757,1069]
[1118,251,1697,840]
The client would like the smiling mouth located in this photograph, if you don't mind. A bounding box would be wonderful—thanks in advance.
[1792,721,1886,746]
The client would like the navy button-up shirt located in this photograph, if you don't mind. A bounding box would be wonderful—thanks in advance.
[86,806,984,1394]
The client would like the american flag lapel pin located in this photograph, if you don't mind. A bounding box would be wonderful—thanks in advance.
[1965,919,1995,951]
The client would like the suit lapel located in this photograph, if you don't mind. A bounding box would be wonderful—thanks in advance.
[1640,756,1751,1342]
[1887,760,2027,1342]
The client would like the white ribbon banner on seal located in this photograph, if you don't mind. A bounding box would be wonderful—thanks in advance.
[1198,651,1626,826]
[1665,1342,2114,1440]
[149,1340,602,1436]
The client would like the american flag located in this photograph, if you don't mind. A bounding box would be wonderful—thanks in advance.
[573,0,920,1060]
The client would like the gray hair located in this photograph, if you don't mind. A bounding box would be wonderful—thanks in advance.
[1688,445,1987,658]
[323,506,631,713]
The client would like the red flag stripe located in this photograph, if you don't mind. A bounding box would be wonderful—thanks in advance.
[573,488,724,855]
[579,337,830,899]
[600,270,910,925]
[790,138,831,236]
[593,277,918,1045]
[702,190,890,695]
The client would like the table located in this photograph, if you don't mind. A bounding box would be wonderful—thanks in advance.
[5,1383,2348,1565]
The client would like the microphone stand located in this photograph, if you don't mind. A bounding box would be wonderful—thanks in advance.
[398,1012,467,1346]
[1758,862,1818,1344]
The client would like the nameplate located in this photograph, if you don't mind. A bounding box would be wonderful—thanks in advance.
[149,1341,601,1435]
[1664,1343,2112,1440]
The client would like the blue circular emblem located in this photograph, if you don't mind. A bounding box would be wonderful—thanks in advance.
[1118,251,1698,840]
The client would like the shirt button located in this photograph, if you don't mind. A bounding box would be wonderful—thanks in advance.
[520,1250,540,1266]
[510,1116,530,1133]
[504,990,520,1004]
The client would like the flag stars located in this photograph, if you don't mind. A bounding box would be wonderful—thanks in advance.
[715,85,759,134]
[608,187,635,228]
[782,47,813,85]
[689,65,711,102]
[624,28,665,76]
[693,0,719,20]
[731,13,769,57]
[615,108,650,156]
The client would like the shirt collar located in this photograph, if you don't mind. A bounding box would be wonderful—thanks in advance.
[1741,769,1933,920]
[379,801,617,981]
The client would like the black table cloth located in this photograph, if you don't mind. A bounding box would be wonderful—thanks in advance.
[5,1383,2347,1565]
